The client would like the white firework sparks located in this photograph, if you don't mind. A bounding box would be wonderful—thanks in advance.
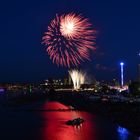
[69,70,86,90]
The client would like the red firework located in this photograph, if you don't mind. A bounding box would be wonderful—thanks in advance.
[42,13,96,67]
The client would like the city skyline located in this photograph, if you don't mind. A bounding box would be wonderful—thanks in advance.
[0,0,140,82]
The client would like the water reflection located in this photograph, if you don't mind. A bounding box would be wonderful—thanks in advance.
[0,100,138,140]
[117,126,129,140]
[38,101,138,140]
[117,126,139,140]
[40,102,98,140]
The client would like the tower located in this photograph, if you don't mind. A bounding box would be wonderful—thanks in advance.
[120,62,124,87]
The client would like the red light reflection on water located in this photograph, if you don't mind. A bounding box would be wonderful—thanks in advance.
[39,102,98,140]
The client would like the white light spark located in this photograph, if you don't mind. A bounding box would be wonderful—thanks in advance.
[69,70,86,90]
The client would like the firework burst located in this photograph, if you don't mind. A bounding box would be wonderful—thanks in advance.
[42,13,96,67]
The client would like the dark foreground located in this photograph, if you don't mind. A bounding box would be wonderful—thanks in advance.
[0,91,140,140]
[0,100,139,140]
[54,91,140,136]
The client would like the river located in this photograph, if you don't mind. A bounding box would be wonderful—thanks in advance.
[0,101,139,140]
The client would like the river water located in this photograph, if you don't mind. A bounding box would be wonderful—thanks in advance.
[0,101,139,140]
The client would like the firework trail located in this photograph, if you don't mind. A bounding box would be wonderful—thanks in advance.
[42,13,96,67]
[69,70,86,90]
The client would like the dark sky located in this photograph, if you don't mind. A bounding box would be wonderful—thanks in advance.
[0,0,140,83]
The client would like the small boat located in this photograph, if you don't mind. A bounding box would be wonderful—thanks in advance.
[66,118,85,126]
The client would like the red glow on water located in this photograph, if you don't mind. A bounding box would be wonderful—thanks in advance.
[39,102,98,140]
[42,101,69,110]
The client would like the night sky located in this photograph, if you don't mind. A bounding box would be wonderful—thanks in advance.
[0,0,140,83]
